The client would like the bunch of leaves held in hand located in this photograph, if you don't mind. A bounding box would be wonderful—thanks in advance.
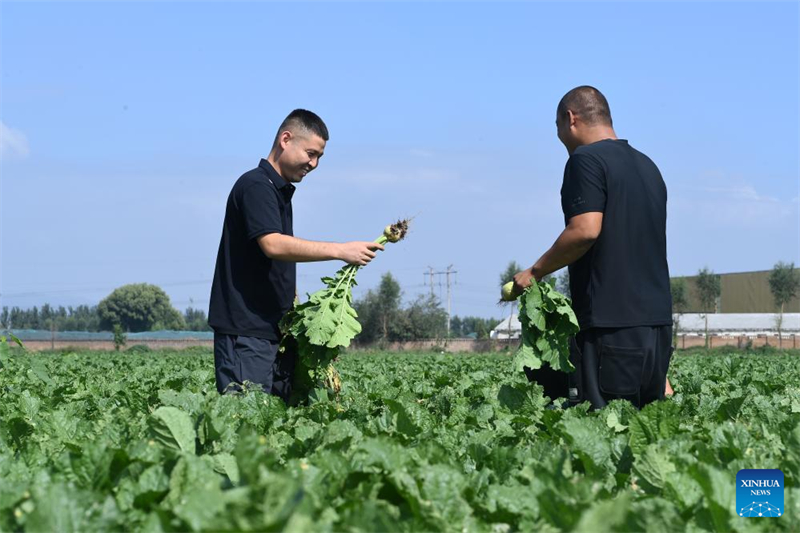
[279,220,409,404]
[513,279,580,374]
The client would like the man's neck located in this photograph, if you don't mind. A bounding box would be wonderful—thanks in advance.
[266,152,284,178]
[579,126,618,146]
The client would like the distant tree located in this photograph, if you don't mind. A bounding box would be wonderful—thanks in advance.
[184,307,212,331]
[556,269,571,298]
[499,261,524,341]
[355,277,492,344]
[696,268,721,349]
[455,316,501,339]
[769,261,800,343]
[41,304,54,328]
[353,292,378,344]
[499,261,524,288]
[0,307,9,329]
[375,273,402,343]
[670,278,689,346]
[450,315,463,338]
[62,305,101,331]
[353,273,399,344]
[113,323,127,351]
[400,294,447,341]
[353,273,405,344]
[98,283,185,332]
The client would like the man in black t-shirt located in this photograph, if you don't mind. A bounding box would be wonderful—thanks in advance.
[209,109,383,401]
[512,86,673,409]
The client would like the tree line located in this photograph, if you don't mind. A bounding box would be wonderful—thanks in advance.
[7,262,793,342]
[1,276,500,341]
[1,283,211,332]
[352,272,500,344]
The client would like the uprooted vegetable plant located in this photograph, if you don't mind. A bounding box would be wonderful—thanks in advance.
[279,220,410,404]
[501,278,580,374]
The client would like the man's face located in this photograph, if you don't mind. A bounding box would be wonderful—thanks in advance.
[278,131,326,183]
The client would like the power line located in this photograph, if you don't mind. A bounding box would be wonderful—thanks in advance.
[423,266,459,336]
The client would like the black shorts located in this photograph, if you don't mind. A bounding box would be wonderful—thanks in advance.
[525,325,673,409]
[213,333,298,401]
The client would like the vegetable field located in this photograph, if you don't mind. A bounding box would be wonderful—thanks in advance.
[1,349,799,532]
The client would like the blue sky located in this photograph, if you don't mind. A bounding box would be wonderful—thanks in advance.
[1,1,798,320]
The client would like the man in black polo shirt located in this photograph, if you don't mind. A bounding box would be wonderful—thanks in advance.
[209,109,383,400]
[513,86,673,409]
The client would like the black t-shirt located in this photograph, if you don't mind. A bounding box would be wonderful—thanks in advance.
[208,160,296,340]
[560,139,672,330]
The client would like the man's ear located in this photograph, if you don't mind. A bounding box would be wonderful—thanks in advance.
[279,130,293,149]
[567,110,578,129]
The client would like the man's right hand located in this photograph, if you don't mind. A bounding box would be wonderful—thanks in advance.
[338,241,385,266]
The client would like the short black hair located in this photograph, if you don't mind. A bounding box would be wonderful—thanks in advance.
[274,109,329,147]
[557,86,613,127]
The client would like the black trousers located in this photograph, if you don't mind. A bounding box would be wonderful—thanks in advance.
[525,325,673,410]
[213,333,298,402]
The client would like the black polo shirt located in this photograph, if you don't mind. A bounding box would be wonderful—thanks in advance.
[209,159,296,340]
[561,139,672,331]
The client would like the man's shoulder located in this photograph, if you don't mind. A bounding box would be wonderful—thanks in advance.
[234,166,269,188]
[574,139,627,157]
[566,145,606,172]
[230,166,276,198]
[577,140,658,169]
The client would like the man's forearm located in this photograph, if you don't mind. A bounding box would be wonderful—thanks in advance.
[530,225,597,280]
[512,212,602,294]
[258,234,342,263]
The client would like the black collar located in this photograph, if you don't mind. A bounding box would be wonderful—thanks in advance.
[259,159,295,201]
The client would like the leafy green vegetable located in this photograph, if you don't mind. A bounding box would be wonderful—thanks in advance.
[513,279,579,373]
[2,347,800,532]
[0,332,24,370]
[149,406,197,454]
[280,220,409,404]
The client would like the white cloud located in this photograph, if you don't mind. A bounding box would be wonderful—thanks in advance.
[699,185,777,202]
[671,181,798,229]
[0,121,30,159]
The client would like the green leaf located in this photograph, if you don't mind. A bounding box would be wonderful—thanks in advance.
[689,464,735,532]
[606,411,627,433]
[166,456,224,532]
[524,281,543,310]
[212,453,240,486]
[325,299,362,348]
[514,280,578,376]
[300,267,362,350]
[26,483,84,533]
[559,417,614,480]
[7,333,23,347]
[149,407,196,454]
[628,401,681,455]
[632,445,676,493]
[574,492,632,533]
[513,341,541,373]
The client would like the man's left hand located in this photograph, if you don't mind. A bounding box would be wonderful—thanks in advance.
[512,268,536,297]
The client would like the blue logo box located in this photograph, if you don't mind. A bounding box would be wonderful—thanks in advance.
[737,469,784,518]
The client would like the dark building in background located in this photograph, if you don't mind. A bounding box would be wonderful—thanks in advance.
[675,270,800,313]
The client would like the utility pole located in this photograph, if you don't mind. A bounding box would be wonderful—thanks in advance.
[445,265,453,336]
[423,266,458,336]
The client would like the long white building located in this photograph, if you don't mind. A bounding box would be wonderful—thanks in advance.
[489,313,800,340]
